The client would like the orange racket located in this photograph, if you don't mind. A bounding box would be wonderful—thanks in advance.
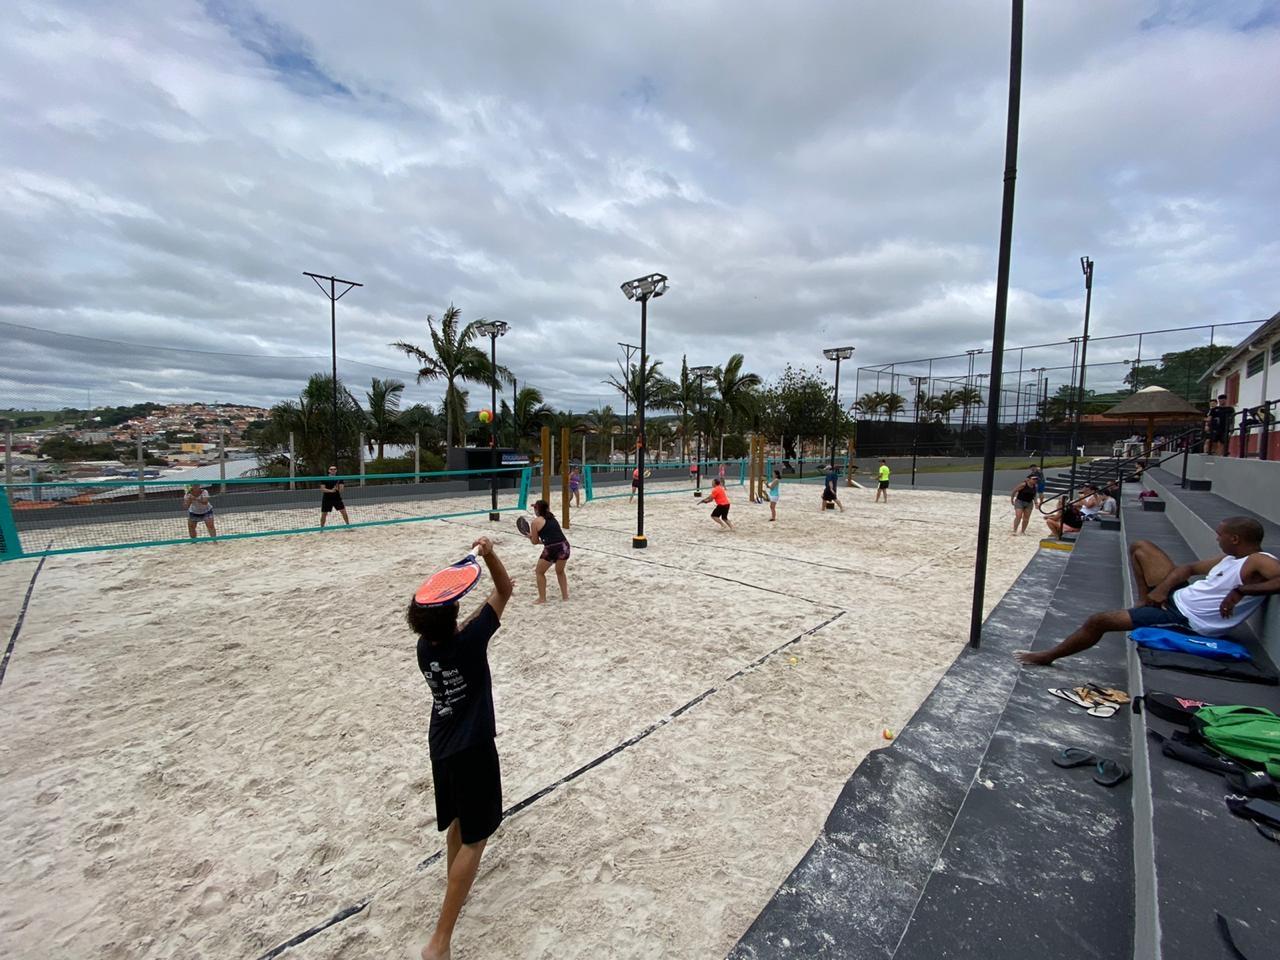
[413,550,484,607]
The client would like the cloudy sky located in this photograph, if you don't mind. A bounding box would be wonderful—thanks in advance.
[2,0,1278,414]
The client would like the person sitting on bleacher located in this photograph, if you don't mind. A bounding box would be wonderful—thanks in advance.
[1016,517,1280,666]
[1044,495,1083,538]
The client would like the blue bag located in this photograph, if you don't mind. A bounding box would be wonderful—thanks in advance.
[1129,627,1251,662]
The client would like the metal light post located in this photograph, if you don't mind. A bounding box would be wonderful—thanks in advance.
[303,271,363,469]
[476,321,509,521]
[964,348,982,437]
[618,342,639,468]
[1067,256,1094,501]
[823,347,855,468]
[967,0,1023,651]
[620,273,669,549]
[909,375,926,486]
[1039,370,1049,472]
[691,365,714,496]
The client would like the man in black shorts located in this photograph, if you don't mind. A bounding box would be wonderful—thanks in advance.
[1207,393,1233,457]
[409,537,513,960]
[319,465,350,527]
[820,463,844,512]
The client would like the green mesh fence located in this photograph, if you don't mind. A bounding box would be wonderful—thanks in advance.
[0,467,532,560]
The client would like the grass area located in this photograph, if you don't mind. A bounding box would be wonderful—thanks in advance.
[913,456,1076,474]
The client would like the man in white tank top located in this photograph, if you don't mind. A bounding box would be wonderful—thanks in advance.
[1017,516,1280,666]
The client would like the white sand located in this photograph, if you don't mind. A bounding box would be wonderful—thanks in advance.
[0,482,1040,959]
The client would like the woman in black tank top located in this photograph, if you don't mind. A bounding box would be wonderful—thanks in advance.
[525,500,571,604]
[1010,477,1036,535]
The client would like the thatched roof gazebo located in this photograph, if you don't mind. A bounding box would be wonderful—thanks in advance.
[1101,385,1202,451]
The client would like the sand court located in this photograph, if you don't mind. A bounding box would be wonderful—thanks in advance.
[0,482,1038,958]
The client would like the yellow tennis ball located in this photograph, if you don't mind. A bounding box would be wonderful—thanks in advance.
[478,409,492,423]
[882,728,894,740]
[788,656,799,666]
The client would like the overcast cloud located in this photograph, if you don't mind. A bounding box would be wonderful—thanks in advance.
[2,0,1278,413]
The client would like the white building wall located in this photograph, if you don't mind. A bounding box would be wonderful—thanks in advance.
[1209,331,1280,409]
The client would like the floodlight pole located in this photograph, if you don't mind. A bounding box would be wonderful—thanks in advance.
[620,274,668,549]
[303,271,362,470]
[1067,257,1094,502]
[968,0,1022,651]
[909,376,925,486]
[477,321,509,521]
[823,347,855,467]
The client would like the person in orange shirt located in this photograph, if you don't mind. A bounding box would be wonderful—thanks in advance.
[700,478,734,530]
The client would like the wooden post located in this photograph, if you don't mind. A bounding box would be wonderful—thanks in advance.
[137,432,145,500]
[288,432,296,490]
[540,426,551,505]
[561,426,571,529]
[415,432,421,481]
[218,430,226,493]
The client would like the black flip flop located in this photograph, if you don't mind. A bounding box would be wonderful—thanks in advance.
[1093,758,1131,787]
[1052,747,1098,769]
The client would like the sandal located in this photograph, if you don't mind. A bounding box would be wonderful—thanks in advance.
[1052,747,1098,768]
[1093,758,1131,787]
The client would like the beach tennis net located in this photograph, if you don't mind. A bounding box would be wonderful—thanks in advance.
[0,467,531,559]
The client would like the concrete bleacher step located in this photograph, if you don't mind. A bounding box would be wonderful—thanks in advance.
[1119,497,1280,959]
[728,548,1070,960]
[891,524,1133,960]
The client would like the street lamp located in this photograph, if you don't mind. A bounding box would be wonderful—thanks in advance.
[475,320,509,521]
[690,365,715,496]
[822,347,855,468]
[908,375,926,486]
[620,272,669,549]
[617,341,639,468]
[964,348,982,435]
[1068,256,1094,500]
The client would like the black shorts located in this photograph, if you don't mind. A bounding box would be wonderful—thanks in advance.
[878,480,889,489]
[822,488,836,501]
[321,492,345,513]
[432,739,502,844]
[711,503,730,519]
[540,541,571,563]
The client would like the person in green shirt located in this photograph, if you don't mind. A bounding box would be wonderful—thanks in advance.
[875,459,890,503]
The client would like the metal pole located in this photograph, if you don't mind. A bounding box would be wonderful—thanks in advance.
[968,0,1023,651]
[489,333,499,521]
[137,432,145,500]
[1040,374,1048,473]
[219,431,226,493]
[830,355,841,467]
[330,277,339,470]
[359,433,366,486]
[415,432,420,481]
[5,425,12,490]
[289,432,296,490]
[1068,258,1094,501]
[634,298,648,548]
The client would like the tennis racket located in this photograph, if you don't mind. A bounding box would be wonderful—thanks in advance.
[516,516,531,536]
[413,549,485,607]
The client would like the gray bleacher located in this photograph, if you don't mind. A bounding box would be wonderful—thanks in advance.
[730,454,1280,959]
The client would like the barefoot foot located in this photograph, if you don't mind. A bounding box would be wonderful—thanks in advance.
[1014,650,1055,666]
[422,942,451,960]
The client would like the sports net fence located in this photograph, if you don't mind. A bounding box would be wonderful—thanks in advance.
[0,467,531,559]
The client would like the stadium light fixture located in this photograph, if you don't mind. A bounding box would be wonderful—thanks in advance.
[822,347,855,467]
[619,273,669,549]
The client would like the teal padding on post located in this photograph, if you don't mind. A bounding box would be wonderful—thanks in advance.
[584,464,595,501]
[0,489,24,560]
[738,458,747,484]
[517,467,531,511]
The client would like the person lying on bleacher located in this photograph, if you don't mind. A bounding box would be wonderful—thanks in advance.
[1016,517,1280,666]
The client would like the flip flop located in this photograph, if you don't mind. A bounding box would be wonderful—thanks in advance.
[1084,683,1131,705]
[1052,747,1098,768]
[1086,703,1120,718]
[1093,758,1131,787]
[1049,688,1093,709]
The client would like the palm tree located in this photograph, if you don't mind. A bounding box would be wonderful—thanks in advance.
[955,387,984,429]
[584,405,621,462]
[255,373,364,475]
[506,386,551,446]
[605,356,671,454]
[669,356,698,461]
[710,353,762,445]
[365,377,408,459]
[391,305,511,452]
[854,392,883,418]
[881,392,906,421]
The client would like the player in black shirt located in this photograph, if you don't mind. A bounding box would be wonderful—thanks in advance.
[408,536,513,960]
[524,499,571,603]
[1207,393,1234,457]
[319,465,350,527]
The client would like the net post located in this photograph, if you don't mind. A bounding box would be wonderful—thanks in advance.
[0,482,22,560]
[289,432,296,490]
[359,433,366,487]
[584,464,594,501]
[517,467,531,511]
[561,426,570,528]
[219,431,226,494]
[540,427,551,505]
[415,432,421,481]
[137,433,145,501]
[4,424,12,489]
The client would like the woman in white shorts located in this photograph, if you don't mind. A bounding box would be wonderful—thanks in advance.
[183,483,217,540]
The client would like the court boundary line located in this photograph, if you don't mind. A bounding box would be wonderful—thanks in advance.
[0,547,50,693]
[257,608,847,958]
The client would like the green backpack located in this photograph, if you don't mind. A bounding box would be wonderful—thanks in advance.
[1194,705,1280,778]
